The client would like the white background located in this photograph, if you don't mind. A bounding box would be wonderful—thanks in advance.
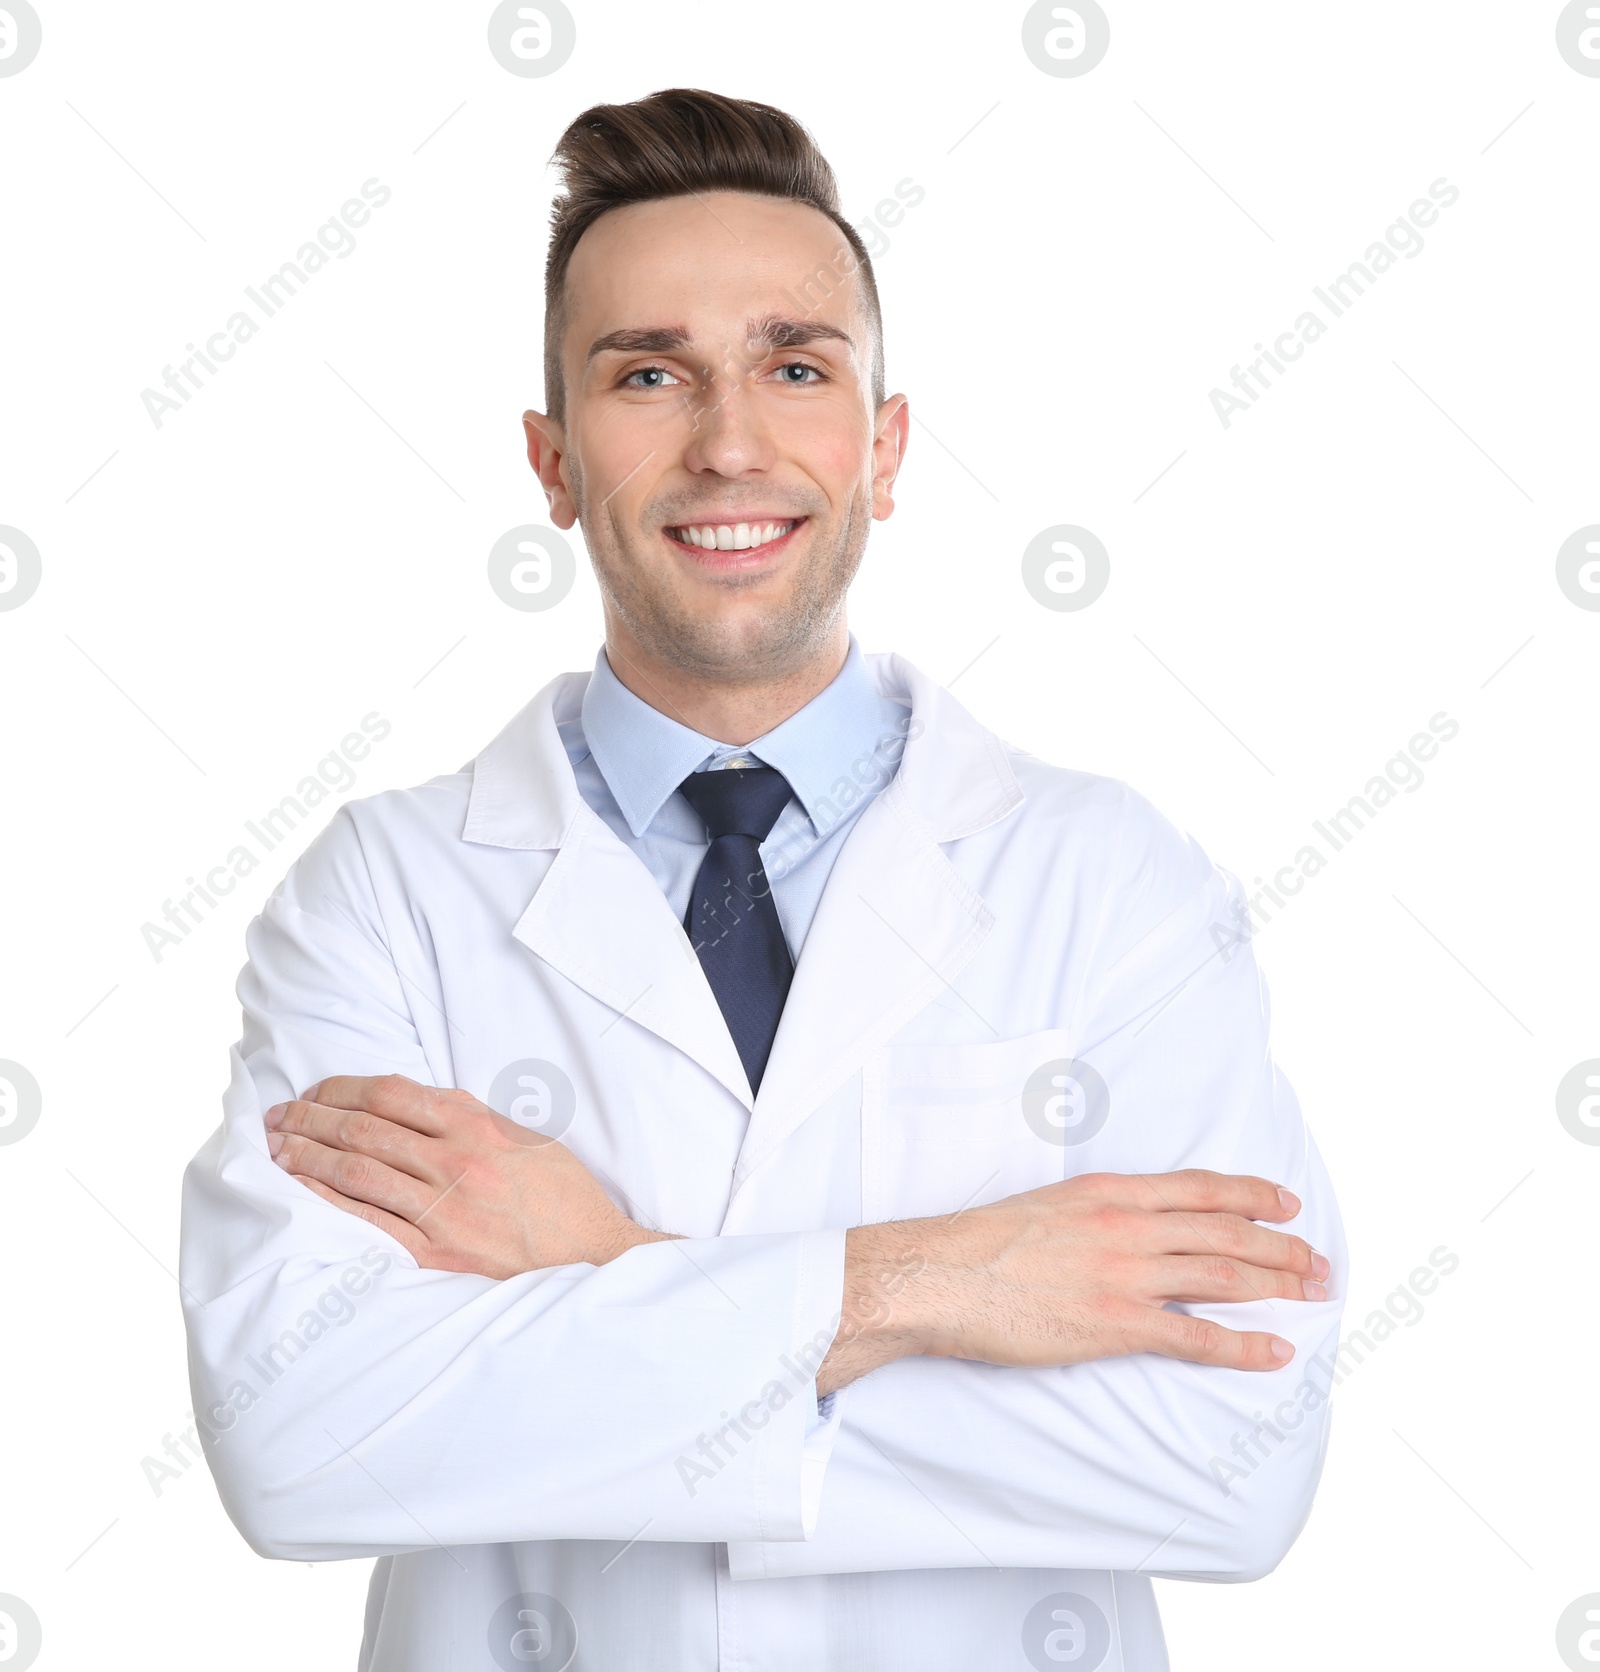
[1,2,1596,1667]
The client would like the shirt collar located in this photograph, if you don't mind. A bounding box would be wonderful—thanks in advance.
[580,636,904,839]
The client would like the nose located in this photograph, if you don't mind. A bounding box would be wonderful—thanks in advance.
[679,376,776,480]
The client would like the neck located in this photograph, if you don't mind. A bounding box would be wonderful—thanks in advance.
[602,623,849,745]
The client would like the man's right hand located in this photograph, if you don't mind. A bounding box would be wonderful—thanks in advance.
[816,1170,1330,1396]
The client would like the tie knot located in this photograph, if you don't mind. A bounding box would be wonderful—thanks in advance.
[678,763,793,842]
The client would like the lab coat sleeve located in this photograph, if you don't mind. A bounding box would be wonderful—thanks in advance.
[179,805,846,1561]
[728,796,1347,1583]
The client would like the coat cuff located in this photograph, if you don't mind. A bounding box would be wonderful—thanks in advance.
[732,1225,847,1545]
[799,1388,845,1538]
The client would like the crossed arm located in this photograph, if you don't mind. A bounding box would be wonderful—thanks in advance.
[186,800,1343,1570]
[265,1073,1331,1395]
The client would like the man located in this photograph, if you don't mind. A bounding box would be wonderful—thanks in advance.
[180,88,1344,1672]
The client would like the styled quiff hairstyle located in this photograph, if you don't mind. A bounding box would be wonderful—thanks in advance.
[542,88,885,426]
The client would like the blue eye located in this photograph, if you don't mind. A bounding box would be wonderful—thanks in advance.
[776,363,822,383]
[624,365,679,389]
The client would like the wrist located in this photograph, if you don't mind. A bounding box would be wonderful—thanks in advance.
[514,1213,675,1274]
[834,1217,956,1361]
[595,1219,678,1265]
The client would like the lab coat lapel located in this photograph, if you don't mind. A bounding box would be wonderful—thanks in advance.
[730,783,992,1191]
[511,813,754,1110]
[465,672,753,1111]
[730,654,1026,1193]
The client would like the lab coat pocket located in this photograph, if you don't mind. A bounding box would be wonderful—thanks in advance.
[860,1027,1083,1223]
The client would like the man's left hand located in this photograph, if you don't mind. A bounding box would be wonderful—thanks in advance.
[264,1074,669,1279]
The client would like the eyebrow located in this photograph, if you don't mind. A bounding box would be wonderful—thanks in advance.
[586,314,855,365]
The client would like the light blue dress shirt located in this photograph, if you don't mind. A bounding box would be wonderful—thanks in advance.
[558,636,912,959]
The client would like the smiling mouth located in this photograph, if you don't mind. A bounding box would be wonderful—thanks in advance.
[665,518,802,552]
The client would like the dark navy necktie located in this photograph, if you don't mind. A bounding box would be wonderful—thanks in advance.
[678,764,796,1094]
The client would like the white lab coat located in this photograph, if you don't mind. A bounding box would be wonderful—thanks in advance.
[180,652,1346,1672]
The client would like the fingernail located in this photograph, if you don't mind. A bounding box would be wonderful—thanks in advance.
[1270,1337,1294,1363]
[266,1132,284,1158]
[1276,1187,1301,1216]
[265,1104,286,1129]
[1311,1252,1331,1281]
[1302,1279,1327,1302]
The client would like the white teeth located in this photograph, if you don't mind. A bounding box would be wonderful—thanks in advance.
[671,520,795,550]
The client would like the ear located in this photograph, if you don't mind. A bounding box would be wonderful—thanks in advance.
[870,395,911,522]
[523,410,578,529]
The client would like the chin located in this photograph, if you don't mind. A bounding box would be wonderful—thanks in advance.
[652,604,835,680]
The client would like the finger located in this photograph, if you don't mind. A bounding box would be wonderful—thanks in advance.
[292,1175,428,1263]
[1093,1168,1301,1224]
[302,1073,455,1138]
[268,1097,445,1186]
[1149,1254,1327,1306]
[1131,1304,1298,1371]
[270,1131,436,1222]
[1143,1211,1328,1280]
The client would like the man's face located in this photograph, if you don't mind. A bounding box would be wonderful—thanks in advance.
[526,191,907,683]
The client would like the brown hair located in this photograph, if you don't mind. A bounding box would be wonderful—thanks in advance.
[543,87,885,425]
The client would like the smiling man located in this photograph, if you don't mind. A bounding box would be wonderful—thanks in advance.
[181,89,1345,1672]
